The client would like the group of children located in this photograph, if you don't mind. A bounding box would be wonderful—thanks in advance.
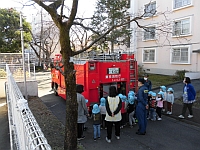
[90,91,137,141]
[147,86,175,121]
[90,85,175,141]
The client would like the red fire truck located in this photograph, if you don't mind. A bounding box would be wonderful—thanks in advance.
[51,53,138,111]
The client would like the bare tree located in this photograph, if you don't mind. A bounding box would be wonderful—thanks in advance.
[20,0,183,149]
[29,10,59,66]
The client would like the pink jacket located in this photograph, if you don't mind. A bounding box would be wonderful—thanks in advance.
[156,97,163,108]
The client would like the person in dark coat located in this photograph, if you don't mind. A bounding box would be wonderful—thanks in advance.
[135,78,148,135]
[144,74,152,91]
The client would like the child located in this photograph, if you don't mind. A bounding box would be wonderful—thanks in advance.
[127,91,136,128]
[149,92,157,121]
[156,91,164,121]
[92,104,101,141]
[147,91,153,119]
[166,88,174,115]
[119,94,127,128]
[160,86,167,112]
[99,97,107,129]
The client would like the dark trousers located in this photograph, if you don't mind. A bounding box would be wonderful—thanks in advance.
[101,114,106,128]
[136,106,147,133]
[121,113,127,126]
[106,121,120,139]
[156,107,162,118]
[163,101,167,111]
[182,103,193,116]
[167,102,172,112]
[77,123,84,138]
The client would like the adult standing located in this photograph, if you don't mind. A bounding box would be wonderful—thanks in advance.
[178,77,196,119]
[135,78,148,135]
[144,74,152,91]
[105,86,122,143]
[76,84,89,140]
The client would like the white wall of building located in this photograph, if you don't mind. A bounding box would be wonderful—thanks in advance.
[130,0,200,76]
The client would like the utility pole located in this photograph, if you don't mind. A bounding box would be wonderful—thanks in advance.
[20,12,28,100]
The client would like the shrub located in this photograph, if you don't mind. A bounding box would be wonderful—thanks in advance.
[174,70,188,81]
[0,69,6,77]
[138,64,145,77]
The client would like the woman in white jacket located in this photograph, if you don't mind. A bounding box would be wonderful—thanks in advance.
[105,86,122,143]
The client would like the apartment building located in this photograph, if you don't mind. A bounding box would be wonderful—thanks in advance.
[129,0,200,76]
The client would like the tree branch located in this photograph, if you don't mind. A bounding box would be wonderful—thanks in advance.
[67,0,78,28]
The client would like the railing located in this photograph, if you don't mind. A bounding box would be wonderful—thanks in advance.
[6,64,51,150]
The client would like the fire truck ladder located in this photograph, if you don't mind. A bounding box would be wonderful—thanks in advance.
[129,59,137,91]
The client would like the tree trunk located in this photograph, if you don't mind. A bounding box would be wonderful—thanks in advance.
[60,25,78,150]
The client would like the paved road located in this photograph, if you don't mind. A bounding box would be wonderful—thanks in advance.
[1,72,200,150]
[38,75,200,150]
[40,93,200,150]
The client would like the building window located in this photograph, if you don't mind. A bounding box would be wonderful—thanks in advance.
[171,46,190,64]
[143,49,156,62]
[174,0,191,9]
[144,1,156,17]
[143,26,156,40]
[172,18,190,36]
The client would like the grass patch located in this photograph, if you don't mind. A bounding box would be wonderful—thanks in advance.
[148,74,179,89]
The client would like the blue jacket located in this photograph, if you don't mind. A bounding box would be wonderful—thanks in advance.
[136,85,148,107]
[183,83,196,101]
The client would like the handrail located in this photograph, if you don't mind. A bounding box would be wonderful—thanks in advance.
[6,64,51,150]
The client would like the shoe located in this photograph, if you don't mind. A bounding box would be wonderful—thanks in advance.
[166,111,169,114]
[178,115,185,119]
[130,125,133,128]
[97,137,101,140]
[168,112,172,115]
[157,118,162,121]
[106,137,111,143]
[105,127,107,130]
[136,131,145,135]
[94,138,97,141]
[188,115,193,118]
[115,136,120,140]
[120,126,123,129]
[77,136,85,141]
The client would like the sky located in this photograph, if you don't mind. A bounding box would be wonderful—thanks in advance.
[0,0,96,22]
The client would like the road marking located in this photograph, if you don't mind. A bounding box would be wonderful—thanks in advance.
[0,102,6,107]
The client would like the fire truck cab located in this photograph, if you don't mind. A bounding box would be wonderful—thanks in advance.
[51,53,138,113]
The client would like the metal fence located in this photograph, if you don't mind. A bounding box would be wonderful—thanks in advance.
[6,64,51,150]
[0,53,36,80]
